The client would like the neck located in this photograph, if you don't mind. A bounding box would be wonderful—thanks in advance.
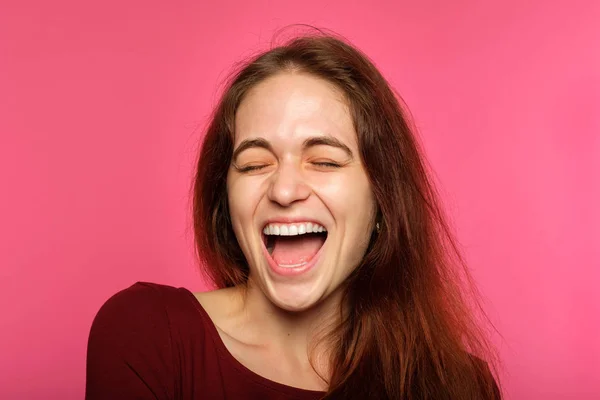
[237,277,343,375]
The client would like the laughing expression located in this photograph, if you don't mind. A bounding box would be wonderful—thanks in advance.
[227,72,377,312]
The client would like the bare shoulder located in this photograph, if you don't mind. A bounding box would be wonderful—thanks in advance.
[192,287,248,340]
[193,287,242,314]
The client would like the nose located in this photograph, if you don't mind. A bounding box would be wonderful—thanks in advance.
[267,161,311,207]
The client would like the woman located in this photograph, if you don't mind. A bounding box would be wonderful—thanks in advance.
[86,32,501,399]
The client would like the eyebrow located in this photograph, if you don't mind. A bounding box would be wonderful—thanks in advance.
[302,136,354,160]
[232,135,354,163]
[232,138,273,163]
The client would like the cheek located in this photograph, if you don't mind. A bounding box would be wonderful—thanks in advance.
[226,175,266,235]
[226,177,250,234]
[342,177,376,265]
[317,172,375,222]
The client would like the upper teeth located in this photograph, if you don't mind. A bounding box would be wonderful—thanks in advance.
[263,222,326,236]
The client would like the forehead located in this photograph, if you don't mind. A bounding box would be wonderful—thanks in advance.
[234,73,357,149]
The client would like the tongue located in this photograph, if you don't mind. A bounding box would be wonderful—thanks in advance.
[271,235,325,266]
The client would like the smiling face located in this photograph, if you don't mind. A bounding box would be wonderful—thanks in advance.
[226,72,377,312]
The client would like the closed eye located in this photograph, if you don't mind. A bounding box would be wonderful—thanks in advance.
[312,161,342,168]
[236,164,268,173]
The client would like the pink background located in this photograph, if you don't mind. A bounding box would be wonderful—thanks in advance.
[1,0,598,398]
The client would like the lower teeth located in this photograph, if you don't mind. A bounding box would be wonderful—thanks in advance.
[278,262,307,268]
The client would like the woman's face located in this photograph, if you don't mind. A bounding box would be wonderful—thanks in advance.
[227,72,377,312]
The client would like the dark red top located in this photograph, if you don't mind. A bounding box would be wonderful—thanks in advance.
[85,282,326,400]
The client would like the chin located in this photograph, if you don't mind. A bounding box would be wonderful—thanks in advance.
[264,279,327,313]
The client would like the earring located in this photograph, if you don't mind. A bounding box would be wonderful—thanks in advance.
[376,222,380,232]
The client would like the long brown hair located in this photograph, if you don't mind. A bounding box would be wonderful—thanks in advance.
[193,30,501,399]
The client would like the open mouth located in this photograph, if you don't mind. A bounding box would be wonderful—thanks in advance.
[262,222,328,268]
